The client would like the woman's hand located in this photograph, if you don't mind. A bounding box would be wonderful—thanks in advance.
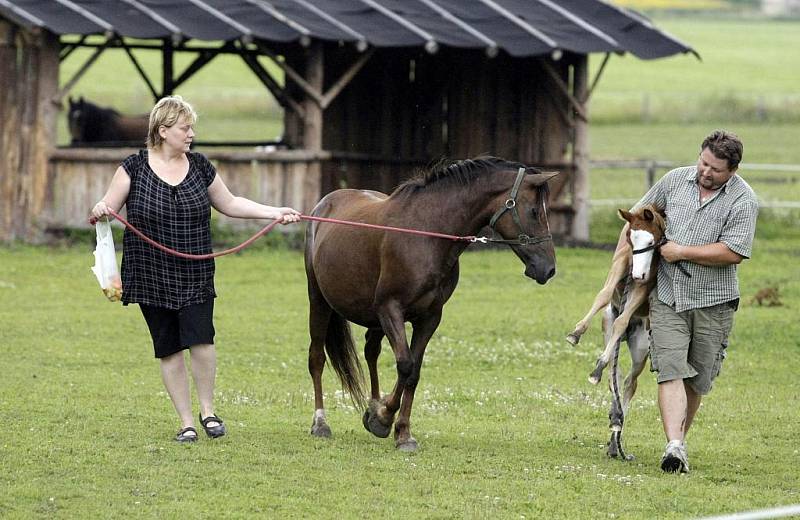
[91,200,113,221]
[272,207,302,225]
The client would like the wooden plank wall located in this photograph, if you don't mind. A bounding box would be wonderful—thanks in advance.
[321,47,575,235]
[0,23,59,242]
[44,149,326,232]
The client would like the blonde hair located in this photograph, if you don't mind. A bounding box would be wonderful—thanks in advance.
[146,95,198,148]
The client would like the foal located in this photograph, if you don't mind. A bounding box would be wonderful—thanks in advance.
[566,205,665,456]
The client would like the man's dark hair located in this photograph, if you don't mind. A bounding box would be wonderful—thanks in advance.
[702,130,743,170]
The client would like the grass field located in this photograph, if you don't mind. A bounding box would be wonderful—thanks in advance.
[1,236,798,518]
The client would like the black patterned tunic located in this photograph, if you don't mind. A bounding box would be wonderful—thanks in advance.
[120,150,217,309]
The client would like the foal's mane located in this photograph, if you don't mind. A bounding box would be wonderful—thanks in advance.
[394,156,540,196]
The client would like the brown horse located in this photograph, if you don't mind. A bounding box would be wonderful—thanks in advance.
[68,97,148,146]
[304,157,558,451]
[565,204,665,458]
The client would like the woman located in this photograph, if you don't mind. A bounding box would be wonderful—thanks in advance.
[91,96,300,442]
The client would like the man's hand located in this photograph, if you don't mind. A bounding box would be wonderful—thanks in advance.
[660,241,685,263]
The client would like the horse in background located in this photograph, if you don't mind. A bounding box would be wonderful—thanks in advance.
[68,97,149,147]
[304,157,558,451]
[566,205,666,459]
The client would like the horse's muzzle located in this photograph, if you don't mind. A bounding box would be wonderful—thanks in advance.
[526,264,556,285]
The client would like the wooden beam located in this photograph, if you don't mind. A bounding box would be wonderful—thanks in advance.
[52,40,108,104]
[236,42,305,118]
[570,55,590,241]
[118,38,158,100]
[320,48,374,109]
[253,41,324,107]
[585,52,610,103]
[540,58,587,122]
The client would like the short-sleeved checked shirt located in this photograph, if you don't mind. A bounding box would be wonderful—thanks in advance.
[634,165,758,312]
[120,150,217,310]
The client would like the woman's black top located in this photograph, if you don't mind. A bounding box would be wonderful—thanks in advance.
[120,150,217,309]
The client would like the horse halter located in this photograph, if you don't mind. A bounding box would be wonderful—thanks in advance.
[632,236,692,278]
[487,167,552,246]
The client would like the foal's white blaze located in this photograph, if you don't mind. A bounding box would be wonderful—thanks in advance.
[630,229,655,281]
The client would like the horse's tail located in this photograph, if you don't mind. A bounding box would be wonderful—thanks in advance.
[325,313,367,409]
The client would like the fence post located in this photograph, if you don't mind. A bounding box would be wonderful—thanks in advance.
[646,161,656,189]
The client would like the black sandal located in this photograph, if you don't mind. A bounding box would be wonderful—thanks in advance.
[175,426,198,443]
[199,414,226,438]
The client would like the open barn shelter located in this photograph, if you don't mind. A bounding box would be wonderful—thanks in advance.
[0,0,694,242]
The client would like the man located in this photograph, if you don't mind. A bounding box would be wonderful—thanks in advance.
[619,130,758,473]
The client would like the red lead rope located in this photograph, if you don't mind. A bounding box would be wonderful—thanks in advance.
[91,209,477,260]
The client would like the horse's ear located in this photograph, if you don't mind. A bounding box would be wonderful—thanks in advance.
[530,171,559,186]
[618,208,633,222]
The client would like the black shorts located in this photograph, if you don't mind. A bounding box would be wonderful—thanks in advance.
[139,299,215,358]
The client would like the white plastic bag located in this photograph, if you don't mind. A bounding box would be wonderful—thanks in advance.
[91,219,122,302]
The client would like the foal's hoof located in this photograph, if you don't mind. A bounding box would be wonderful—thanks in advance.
[363,400,391,438]
[396,438,419,452]
[311,410,332,438]
[588,374,601,385]
[310,422,332,438]
[566,333,580,346]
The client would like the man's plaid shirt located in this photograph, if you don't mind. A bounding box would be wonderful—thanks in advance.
[635,166,758,312]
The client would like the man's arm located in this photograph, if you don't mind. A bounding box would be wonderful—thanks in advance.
[660,241,744,267]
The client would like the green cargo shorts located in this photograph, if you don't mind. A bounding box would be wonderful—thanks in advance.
[649,293,736,395]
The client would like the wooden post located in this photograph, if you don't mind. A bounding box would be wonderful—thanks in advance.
[570,55,590,241]
[0,23,59,242]
[302,42,323,212]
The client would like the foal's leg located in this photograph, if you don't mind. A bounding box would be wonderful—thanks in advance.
[393,312,442,452]
[622,321,649,415]
[601,305,625,458]
[363,301,410,439]
[567,254,630,345]
[308,289,334,438]
[589,284,649,385]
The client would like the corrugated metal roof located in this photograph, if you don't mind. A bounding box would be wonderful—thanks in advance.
[0,0,694,59]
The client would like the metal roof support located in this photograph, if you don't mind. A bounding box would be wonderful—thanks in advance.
[0,0,45,27]
[53,38,110,104]
[477,0,557,50]
[246,0,312,47]
[59,34,87,61]
[289,0,368,52]
[234,40,305,118]
[119,0,183,44]
[585,52,610,103]
[539,58,587,122]
[172,47,223,92]
[356,0,439,54]
[118,37,159,100]
[52,0,114,34]
[188,0,253,44]
[416,0,498,57]
[162,37,174,96]
[532,0,619,48]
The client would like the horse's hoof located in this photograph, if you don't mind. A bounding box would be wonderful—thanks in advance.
[566,333,580,345]
[396,438,419,452]
[364,400,391,438]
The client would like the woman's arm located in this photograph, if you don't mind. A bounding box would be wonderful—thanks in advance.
[207,174,301,224]
[91,166,131,219]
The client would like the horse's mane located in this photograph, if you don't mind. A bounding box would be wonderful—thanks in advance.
[393,156,539,196]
